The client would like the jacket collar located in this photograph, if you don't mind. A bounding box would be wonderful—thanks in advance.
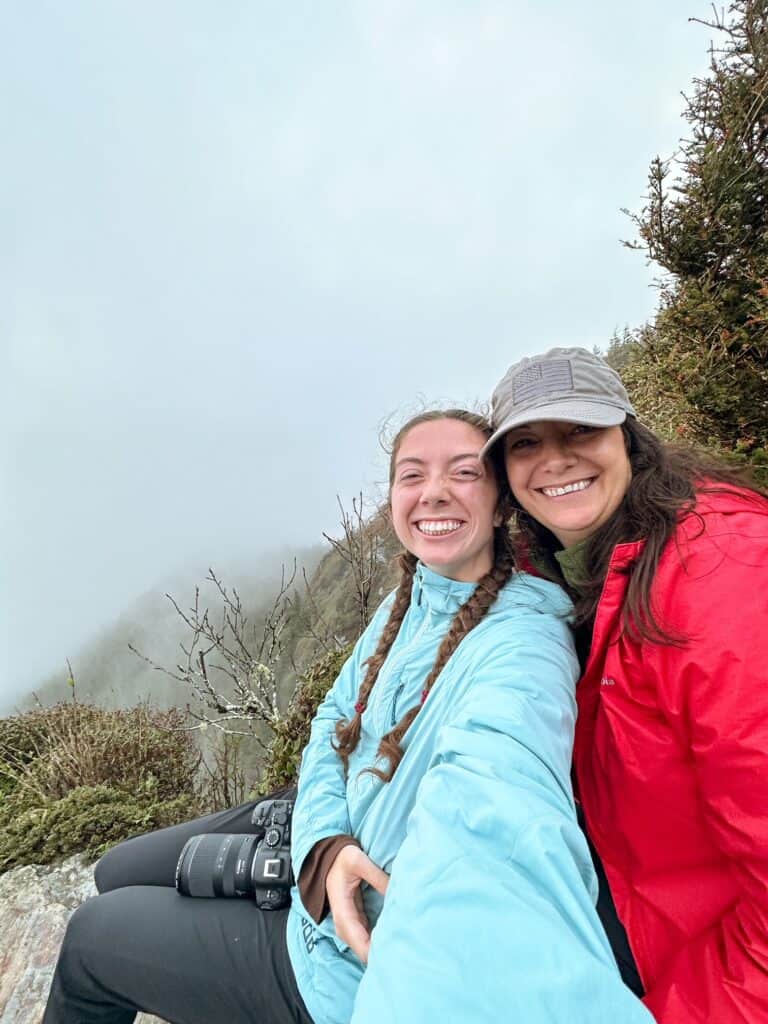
[606,539,646,572]
[411,562,477,615]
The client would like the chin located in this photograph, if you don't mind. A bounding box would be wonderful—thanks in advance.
[553,520,600,544]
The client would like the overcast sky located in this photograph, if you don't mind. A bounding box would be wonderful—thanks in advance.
[2,1,712,706]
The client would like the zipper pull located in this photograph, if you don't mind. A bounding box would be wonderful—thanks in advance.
[391,681,406,726]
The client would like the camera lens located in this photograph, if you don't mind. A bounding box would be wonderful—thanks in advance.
[176,834,259,898]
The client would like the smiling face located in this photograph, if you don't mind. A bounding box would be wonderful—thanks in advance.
[503,421,631,547]
[390,418,501,582]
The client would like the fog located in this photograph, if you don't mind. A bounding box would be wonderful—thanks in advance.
[3,1,712,709]
[5,543,324,717]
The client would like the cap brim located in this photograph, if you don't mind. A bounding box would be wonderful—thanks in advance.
[480,400,628,459]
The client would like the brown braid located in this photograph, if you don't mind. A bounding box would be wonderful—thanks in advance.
[369,524,517,782]
[333,550,418,775]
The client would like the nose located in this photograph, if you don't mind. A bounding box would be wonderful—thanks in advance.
[419,472,450,505]
[538,436,579,474]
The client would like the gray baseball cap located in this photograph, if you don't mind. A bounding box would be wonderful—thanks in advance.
[481,346,636,457]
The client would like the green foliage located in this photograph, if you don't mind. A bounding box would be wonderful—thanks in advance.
[623,1,768,458]
[0,782,199,871]
[258,645,353,794]
[605,334,768,486]
[0,699,202,873]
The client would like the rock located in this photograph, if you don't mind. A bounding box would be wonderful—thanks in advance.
[0,856,164,1023]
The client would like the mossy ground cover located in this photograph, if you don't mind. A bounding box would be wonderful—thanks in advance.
[0,648,351,871]
[0,700,202,873]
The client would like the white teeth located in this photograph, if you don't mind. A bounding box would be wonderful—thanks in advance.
[540,479,593,497]
[416,520,463,535]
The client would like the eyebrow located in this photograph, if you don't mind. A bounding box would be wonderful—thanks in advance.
[395,453,483,467]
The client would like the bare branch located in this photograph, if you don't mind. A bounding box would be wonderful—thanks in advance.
[129,562,306,765]
[323,493,386,635]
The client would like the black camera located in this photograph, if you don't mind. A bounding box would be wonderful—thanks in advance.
[175,797,294,910]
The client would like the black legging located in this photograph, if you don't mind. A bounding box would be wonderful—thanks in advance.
[43,802,313,1024]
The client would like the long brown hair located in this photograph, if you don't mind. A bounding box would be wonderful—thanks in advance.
[333,410,516,782]
[510,416,768,644]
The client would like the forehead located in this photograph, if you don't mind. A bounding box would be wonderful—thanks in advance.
[396,419,487,460]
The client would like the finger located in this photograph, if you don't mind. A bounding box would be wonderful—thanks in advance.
[331,845,390,897]
[356,857,390,897]
[356,933,371,965]
[329,882,370,935]
[332,892,372,963]
[339,912,372,964]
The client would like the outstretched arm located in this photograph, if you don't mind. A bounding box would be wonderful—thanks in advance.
[351,614,652,1024]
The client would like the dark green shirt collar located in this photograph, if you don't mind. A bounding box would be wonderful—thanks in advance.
[554,539,591,593]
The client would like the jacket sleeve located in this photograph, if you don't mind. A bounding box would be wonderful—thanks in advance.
[639,516,768,1024]
[350,611,654,1024]
[291,596,393,880]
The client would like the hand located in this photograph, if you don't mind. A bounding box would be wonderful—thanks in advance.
[325,845,389,964]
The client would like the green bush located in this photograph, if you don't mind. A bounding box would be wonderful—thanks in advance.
[0,782,199,871]
[258,645,353,794]
[0,699,202,873]
[623,2,768,457]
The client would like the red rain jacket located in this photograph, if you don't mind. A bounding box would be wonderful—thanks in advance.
[573,487,768,1023]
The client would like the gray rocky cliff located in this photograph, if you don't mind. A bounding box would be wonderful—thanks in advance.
[0,857,163,1024]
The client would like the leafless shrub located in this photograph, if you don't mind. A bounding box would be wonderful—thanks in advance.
[130,565,297,749]
[197,731,250,809]
[322,493,385,634]
[127,496,390,800]
[294,566,350,655]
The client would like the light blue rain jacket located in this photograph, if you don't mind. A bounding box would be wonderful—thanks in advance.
[286,563,653,1024]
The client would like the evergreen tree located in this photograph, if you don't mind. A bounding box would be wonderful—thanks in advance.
[620,0,768,466]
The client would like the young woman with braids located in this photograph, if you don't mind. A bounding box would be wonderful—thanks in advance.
[44,409,652,1024]
[484,347,768,1024]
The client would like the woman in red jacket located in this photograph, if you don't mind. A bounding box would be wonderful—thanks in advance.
[482,346,768,1024]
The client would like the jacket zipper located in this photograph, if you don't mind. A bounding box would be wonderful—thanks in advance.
[391,682,406,726]
[381,608,433,727]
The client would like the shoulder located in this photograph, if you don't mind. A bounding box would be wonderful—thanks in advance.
[661,485,768,574]
[349,588,399,662]
[679,484,768,537]
[651,485,768,624]
[454,572,577,676]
